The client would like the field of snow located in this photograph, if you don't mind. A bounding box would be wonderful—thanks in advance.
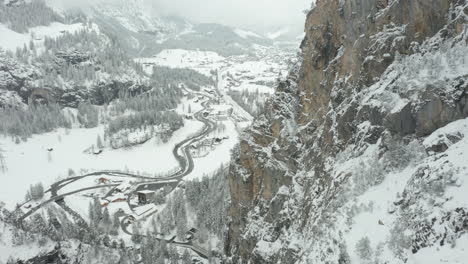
[0,24,29,52]
[343,164,418,262]
[0,118,204,209]
[137,49,225,76]
[229,83,275,94]
[0,22,96,52]
[234,28,262,39]
[266,28,290,40]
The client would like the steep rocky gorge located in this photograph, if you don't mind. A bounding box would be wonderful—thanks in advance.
[226,0,468,263]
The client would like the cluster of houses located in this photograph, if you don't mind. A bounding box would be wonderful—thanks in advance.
[190,136,229,151]
[214,108,233,121]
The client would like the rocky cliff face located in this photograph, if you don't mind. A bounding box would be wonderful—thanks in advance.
[226,0,468,263]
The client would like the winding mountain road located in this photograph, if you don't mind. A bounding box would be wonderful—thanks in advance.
[18,92,218,259]
[120,215,209,258]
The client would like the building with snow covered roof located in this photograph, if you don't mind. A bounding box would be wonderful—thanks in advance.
[137,190,155,204]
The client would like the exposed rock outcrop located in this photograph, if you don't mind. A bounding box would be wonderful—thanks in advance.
[18,246,69,264]
[226,0,468,263]
[55,50,90,65]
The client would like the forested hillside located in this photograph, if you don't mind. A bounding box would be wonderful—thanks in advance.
[0,0,217,145]
[0,0,62,33]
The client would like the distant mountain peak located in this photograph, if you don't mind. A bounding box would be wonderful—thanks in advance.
[89,0,190,36]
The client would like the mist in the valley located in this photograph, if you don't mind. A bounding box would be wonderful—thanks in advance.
[148,0,310,33]
[48,0,310,34]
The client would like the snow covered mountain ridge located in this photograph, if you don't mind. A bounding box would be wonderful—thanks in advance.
[89,0,190,36]
[1,0,281,58]
[225,0,468,263]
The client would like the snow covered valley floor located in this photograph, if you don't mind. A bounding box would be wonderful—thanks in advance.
[0,2,297,258]
[0,44,295,262]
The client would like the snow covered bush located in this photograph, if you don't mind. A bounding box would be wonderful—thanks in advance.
[382,138,426,171]
[355,236,373,261]
[24,183,44,201]
[353,156,385,195]
[6,256,16,264]
[338,243,351,264]
[77,101,99,128]
[388,210,414,259]
[0,146,6,173]
[96,135,104,149]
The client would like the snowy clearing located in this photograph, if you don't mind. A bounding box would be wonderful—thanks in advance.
[0,118,203,209]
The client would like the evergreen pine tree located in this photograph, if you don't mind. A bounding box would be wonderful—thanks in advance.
[131,225,142,244]
[93,197,103,225]
[112,212,121,234]
[102,207,111,229]
[0,147,7,173]
[88,201,95,227]
[103,234,111,247]
[97,135,104,149]
[119,238,126,249]
[182,250,191,264]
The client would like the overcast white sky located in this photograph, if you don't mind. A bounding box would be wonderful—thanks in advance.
[49,0,310,33]
[148,0,310,32]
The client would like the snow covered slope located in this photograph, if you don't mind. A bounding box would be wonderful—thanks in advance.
[0,22,95,52]
[225,0,468,263]
[136,49,225,76]
[91,0,190,37]
[81,0,273,56]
